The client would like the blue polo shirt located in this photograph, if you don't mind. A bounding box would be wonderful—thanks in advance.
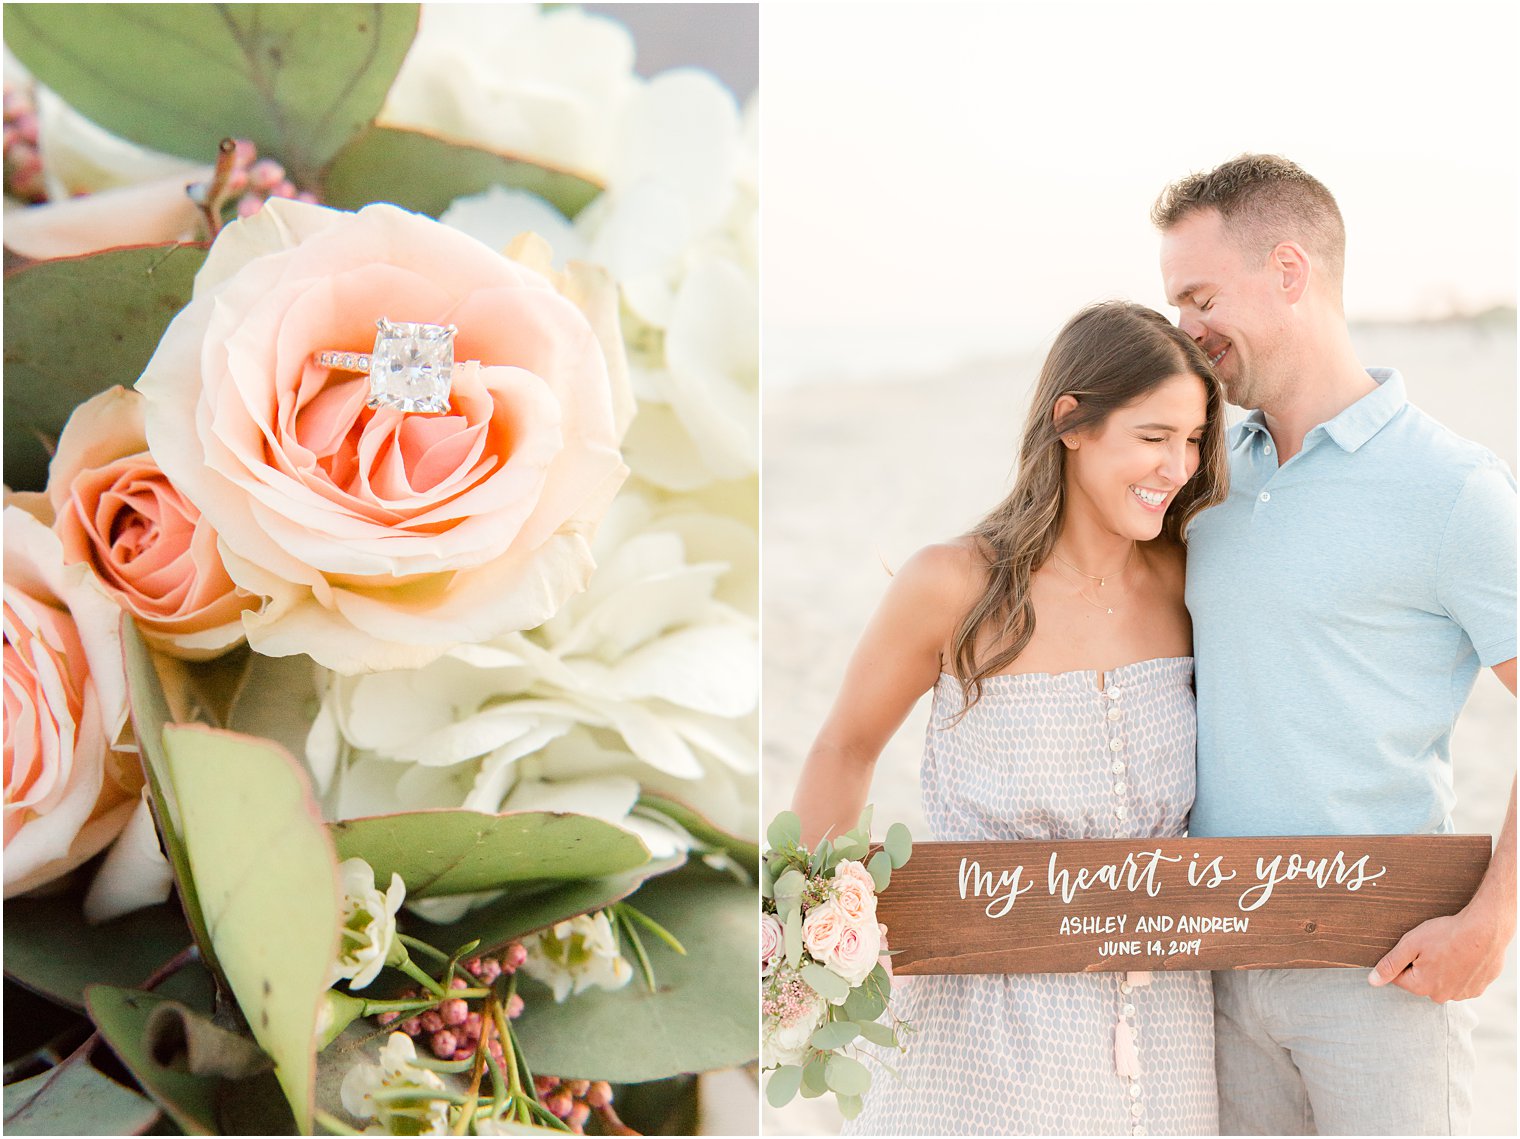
[1186,369,1516,838]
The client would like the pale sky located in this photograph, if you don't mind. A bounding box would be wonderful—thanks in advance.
[762,1,1518,378]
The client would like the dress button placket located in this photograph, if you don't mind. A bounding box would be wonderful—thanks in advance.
[1103,684,1126,822]
[1119,976,1144,1130]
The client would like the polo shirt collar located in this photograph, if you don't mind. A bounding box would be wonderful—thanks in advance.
[1323,368,1406,452]
[1228,368,1407,454]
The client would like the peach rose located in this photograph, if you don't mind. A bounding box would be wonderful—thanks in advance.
[49,387,255,659]
[136,199,631,673]
[801,897,846,961]
[3,499,141,898]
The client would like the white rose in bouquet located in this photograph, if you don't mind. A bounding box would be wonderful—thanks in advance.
[761,970,825,1069]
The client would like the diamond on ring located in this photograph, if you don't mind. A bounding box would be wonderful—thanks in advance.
[316,318,457,413]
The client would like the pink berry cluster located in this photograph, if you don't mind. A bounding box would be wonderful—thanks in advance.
[217,139,319,218]
[762,967,818,1027]
[3,84,45,203]
[534,1076,615,1135]
[376,943,529,1065]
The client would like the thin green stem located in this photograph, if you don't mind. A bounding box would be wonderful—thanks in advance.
[616,902,687,955]
[396,956,447,999]
[397,933,451,964]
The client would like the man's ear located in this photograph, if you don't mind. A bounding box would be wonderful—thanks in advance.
[1053,394,1080,446]
[1271,241,1311,305]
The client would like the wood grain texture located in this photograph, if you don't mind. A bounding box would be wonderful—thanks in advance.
[874,836,1490,974]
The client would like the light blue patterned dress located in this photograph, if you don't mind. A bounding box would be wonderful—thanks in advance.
[843,657,1217,1137]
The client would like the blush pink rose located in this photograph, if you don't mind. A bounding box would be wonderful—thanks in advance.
[3,500,141,898]
[801,897,846,961]
[827,919,882,988]
[136,199,631,673]
[831,860,878,923]
[49,387,255,659]
[760,911,783,977]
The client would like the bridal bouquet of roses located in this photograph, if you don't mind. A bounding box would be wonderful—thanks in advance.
[4,5,757,1135]
[760,807,912,1120]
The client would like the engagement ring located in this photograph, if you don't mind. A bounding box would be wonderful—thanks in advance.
[316,318,459,413]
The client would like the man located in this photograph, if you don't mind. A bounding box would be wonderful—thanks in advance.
[1155,154,1516,1135]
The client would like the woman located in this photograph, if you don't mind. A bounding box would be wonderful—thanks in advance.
[790,301,1228,1136]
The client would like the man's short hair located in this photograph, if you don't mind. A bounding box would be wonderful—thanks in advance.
[1152,154,1345,290]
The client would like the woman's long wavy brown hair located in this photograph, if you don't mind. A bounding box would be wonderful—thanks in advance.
[948,301,1228,712]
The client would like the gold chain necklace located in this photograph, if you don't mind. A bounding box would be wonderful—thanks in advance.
[1050,542,1134,587]
[1048,545,1135,616]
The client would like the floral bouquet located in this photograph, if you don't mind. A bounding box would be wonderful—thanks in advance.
[3,5,757,1135]
[760,807,912,1120]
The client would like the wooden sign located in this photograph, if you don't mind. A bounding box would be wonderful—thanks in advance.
[874,836,1490,974]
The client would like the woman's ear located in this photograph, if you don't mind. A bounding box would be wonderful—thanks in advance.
[1052,394,1080,447]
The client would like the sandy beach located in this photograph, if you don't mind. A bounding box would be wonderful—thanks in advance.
[761,314,1518,1135]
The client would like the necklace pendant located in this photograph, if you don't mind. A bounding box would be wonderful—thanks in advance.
[1106,608,1114,615]
[1098,577,1106,587]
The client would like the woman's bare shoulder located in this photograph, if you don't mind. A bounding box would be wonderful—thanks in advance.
[893,537,988,602]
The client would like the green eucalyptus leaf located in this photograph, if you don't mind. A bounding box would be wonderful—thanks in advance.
[3,4,419,183]
[855,1020,898,1048]
[867,849,892,892]
[869,962,892,999]
[841,979,886,1023]
[836,1091,864,1120]
[84,986,225,1135]
[809,838,832,875]
[636,791,760,869]
[798,1079,826,1099]
[409,859,681,957]
[824,1053,871,1097]
[808,1020,859,1051]
[2,245,204,491]
[121,620,219,984]
[799,963,848,1003]
[884,822,913,868]
[329,810,650,897]
[855,804,874,837]
[2,1055,159,1136]
[225,649,321,760]
[764,1064,802,1109]
[783,911,802,968]
[831,835,866,862]
[765,811,801,852]
[758,859,775,899]
[863,1015,893,1046]
[160,723,340,1135]
[322,125,601,218]
[3,895,209,1012]
[511,868,757,1081]
[801,1052,829,1094]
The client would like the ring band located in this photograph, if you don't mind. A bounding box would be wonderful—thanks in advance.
[318,351,373,373]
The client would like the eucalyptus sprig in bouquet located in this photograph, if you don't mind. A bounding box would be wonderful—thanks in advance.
[760,807,912,1121]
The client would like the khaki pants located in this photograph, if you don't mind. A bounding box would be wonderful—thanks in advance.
[1213,969,1476,1135]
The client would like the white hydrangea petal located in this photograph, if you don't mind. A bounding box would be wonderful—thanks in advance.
[661,254,759,479]
[500,773,640,823]
[82,794,174,922]
[304,699,343,793]
[665,710,758,774]
[440,186,585,265]
[622,402,726,492]
[610,70,740,235]
[462,722,575,813]
[605,624,757,716]
[580,697,703,779]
